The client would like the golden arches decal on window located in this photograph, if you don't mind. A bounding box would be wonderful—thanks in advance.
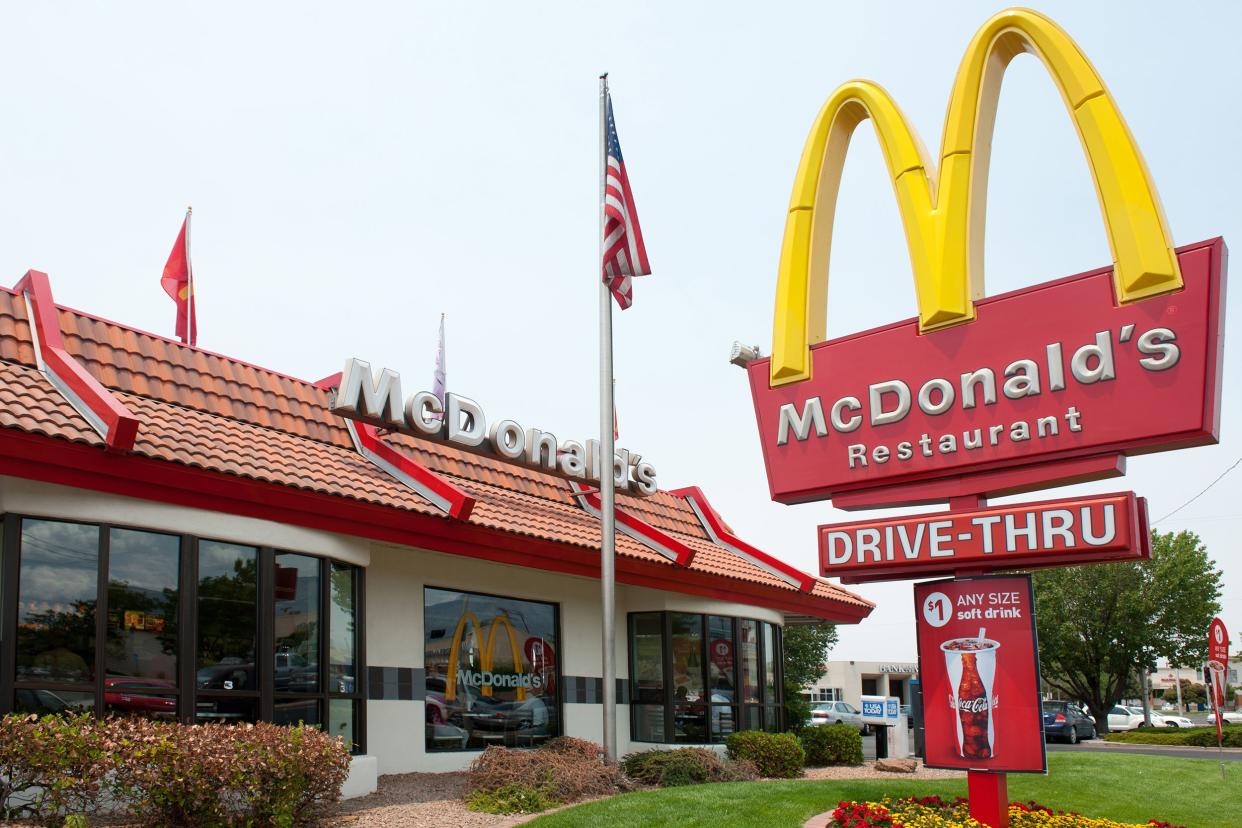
[444,611,527,701]
[770,7,1182,387]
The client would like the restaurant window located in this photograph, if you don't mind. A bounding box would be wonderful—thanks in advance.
[424,587,560,752]
[628,612,783,744]
[1,517,364,753]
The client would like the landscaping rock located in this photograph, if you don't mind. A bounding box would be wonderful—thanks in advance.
[874,758,918,773]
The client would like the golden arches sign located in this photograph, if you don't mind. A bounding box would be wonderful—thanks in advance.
[770,7,1182,387]
[444,610,527,701]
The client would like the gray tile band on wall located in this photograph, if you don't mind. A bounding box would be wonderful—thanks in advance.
[563,676,630,704]
[365,669,626,704]
[367,666,424,701]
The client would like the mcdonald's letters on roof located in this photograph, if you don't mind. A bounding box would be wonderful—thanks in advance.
[747,8,1226,512]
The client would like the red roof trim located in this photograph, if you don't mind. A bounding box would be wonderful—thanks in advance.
[345,420,475,520]
[0,429,865,621]
[314,372,474,520]
[12,271,138,451]
[570,481,696,567]
[671,486,817,593]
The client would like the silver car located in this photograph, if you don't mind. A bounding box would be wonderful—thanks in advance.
[808,701,870,733]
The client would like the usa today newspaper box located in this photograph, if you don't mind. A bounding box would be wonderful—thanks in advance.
[860,695,909,759]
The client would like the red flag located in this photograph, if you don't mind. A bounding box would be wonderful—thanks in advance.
[160,210,196,345]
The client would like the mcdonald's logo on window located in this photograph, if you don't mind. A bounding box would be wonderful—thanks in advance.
[445,611,543,701]
[747,8,1226,508]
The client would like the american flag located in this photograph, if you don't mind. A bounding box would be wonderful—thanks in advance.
[602,94,650,309]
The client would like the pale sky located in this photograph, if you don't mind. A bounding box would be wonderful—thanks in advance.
[0,1,1237,662]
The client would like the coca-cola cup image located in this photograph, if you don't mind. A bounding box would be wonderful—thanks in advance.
[940,629,999,761]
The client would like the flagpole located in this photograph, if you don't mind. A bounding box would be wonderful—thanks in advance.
[597,71,618,763]
[185,205,195,346]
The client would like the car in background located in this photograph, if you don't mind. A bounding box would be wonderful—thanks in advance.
[1106,705,1145,732]
[808,701,870,734]
[1221,710,1242,725]
[1042,700,1096,743]
[1148,711,1194,728]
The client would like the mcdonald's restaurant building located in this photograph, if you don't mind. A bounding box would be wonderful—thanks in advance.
[0,273,872,794]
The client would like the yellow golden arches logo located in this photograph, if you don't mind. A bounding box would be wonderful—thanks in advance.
[770,7,1182,387]
[444,610,527,702]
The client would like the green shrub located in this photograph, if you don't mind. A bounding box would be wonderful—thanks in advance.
[0,714,350,827]
[0,713,112,826]
[621,748,760,787]
[109,718,350,827]
[800,723,864,766]
[1104,724,1241,747]
[466,782,559,814]
[724,731,805,778]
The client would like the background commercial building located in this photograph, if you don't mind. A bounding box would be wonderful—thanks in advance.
[0,274,872,794]
[805,660,918,710]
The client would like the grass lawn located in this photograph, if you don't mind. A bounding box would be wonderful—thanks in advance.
[525,752,1238,827]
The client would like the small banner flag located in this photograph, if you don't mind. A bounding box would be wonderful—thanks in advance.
[602,94,651,309]
[432,313,446,419]
[160,208,196,345]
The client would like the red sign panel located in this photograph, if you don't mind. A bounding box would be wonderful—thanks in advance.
[1208,617,1230,724]
[820,492,1150,583]
[747,239,1225,505]
[915,575,1046,773]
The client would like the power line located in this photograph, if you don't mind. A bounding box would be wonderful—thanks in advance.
[1152,456,1242,526]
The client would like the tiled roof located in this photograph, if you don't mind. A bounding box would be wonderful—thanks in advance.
[0,287,870,618]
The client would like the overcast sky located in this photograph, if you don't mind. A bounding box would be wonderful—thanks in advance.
[0,1,1237,663]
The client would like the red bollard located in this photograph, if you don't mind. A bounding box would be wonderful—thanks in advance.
[967,770,1008,828]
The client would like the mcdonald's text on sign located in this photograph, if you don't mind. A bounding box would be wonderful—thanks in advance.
[820,492,1150,584]
[749,239,1225,505]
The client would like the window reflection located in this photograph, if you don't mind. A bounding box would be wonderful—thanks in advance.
[196,542,257,691]
[274,554,319,694]
[424,587,560,751]
[106,529,179,705]
[329,564,356,694]
[628,612,782,745]
[17,520,99,683]
[740,619,760,704]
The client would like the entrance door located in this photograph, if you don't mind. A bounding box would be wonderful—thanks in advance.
[889,678,906,703]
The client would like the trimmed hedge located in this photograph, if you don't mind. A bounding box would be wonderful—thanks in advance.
[620,748,758,787]
[0,714,350,827]
[1104,724,1241,747]
[799,723,864,766]
[724,731,805,778]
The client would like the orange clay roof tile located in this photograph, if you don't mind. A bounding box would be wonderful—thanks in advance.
[0,286,870,614]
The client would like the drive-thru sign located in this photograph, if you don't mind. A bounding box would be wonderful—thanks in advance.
[745,8,1226,827]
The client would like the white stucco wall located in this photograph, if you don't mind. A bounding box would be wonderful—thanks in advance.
[0,476,370,566]
[365,541,784,774]
[0,475,787,776]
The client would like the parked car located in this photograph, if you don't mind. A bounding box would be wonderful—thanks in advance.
[1106,705,1145,732]
[104,677,177,718]
[1221,710,1242,725]
[808,701,870,734]
[1148,711,1194,728]
[1042,700,1096,743]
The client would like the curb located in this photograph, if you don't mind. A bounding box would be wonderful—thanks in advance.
[1083,741,1242,753]
[803,812,834,828]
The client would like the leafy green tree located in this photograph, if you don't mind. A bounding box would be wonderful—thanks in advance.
[1034,530,1222,732]
[781,622,838,731]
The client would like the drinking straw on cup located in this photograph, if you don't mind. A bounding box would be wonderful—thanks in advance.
[979,628,986,640]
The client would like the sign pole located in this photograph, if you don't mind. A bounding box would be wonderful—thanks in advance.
[597,72,618,763]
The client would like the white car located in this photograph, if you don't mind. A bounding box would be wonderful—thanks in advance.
[808,701,870,733]
[1106,705,1145,732]
[1148,711,1194,728]
[1218,710,1242,725]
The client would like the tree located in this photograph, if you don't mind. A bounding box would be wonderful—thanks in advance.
[1034,530,1222,732]
[781,622,838,730]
